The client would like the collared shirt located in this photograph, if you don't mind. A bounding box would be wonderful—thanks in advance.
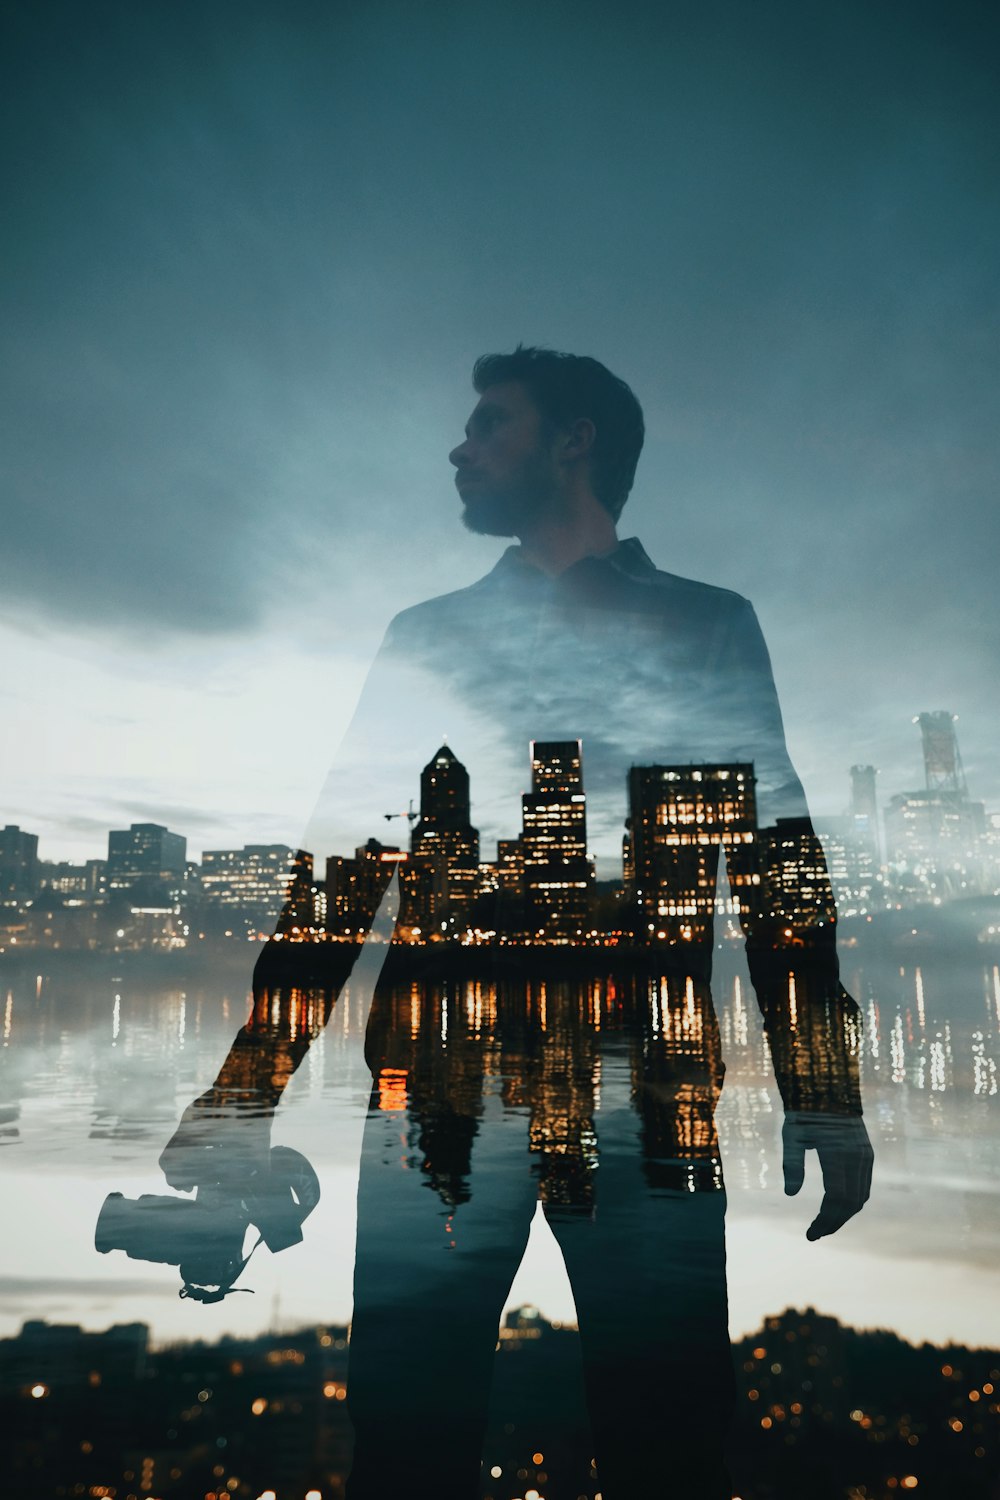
[287,538,862,1114]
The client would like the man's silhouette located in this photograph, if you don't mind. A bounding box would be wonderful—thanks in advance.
[161,348,873,1499]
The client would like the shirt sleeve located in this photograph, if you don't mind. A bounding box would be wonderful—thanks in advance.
[718,598,864,1116]
[209,620,418,1104]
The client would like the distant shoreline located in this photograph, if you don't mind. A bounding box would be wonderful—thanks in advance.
[2,896,998,984]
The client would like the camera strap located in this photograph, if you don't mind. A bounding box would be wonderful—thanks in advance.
[179,1232,264,1303]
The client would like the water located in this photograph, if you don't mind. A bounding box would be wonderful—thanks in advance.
[1,945,998,1349]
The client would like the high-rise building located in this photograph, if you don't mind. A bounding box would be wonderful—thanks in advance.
[403,746,480,937]
[758,817,839,932]
[106,823,187,895]
[327,839,405,937]
[274,849,317,934]
[627,764,758,944]
[200,844,300,934]
[915,711,966,794]
[521,740,592,938]
[885,714,987,900]
[812,818,880,918]
[325,853,357,934]
[0,825,39,901]
[496,838,525,893]
[884,791,987,899]
[849,764,880,860]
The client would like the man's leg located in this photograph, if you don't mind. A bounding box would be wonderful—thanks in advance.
[546,1096,736,1500]
[346,1085,537,1500]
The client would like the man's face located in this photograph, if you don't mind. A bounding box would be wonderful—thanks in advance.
[449,382,560,537]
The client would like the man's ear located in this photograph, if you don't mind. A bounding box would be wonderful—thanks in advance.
[558,417,596,462]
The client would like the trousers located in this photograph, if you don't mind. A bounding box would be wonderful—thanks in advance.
[344,1040,736,1500]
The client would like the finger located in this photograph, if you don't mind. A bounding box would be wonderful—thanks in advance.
[807,1144,873,1240]
[806,1194,856,1240]
[782,1127,806,1197]
[158,1149,197,1193]
[830,1134,874,1205]
[159,1132,210,1191]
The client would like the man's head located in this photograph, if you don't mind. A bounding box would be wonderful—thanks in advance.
[449,346,644,538]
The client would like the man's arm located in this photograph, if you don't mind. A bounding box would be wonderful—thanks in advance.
[720,598,873,1238]
[159,620,418,1190]
[158,871,398,1190]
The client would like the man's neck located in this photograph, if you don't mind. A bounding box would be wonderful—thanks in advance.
[517,492,619,577]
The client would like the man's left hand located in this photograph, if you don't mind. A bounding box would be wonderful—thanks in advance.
[782,1112,874,1241]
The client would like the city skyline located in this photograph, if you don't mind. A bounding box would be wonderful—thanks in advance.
[7,706,996,865]
[3,710,997,956]
[6,683,1000,873]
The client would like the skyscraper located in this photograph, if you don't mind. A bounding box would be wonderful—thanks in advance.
[885,714,986,900]
[758,818,839,932]
[883,791,986,899]
[495,838,525,892]
[627,764,758,944]
[327,840,405,937]
[811,817,879,919]
[916,711,966,794]
[849,764,880,860]
[405,745,480,937]
[274,849,317,935]
[520,740,592,938]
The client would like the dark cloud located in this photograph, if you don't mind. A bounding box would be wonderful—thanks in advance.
[105,799,241,833]
[0,1274,172,1298]
[1,0,996,799]
[37,812,123,839]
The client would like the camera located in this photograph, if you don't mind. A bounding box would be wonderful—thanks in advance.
[95,1145,320,1302]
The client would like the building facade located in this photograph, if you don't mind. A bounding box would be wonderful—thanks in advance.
[627,764,759,944]
[520,740,593,939]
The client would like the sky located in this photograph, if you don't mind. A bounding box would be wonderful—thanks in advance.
[2,0,998,866]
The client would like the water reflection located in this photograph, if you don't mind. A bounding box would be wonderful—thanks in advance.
[1,954,998,1159]
[0,952,997,1345]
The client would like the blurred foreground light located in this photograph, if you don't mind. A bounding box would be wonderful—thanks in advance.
[30,1383,48,1398]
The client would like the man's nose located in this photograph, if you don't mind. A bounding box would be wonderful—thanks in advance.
[449,440,470,468]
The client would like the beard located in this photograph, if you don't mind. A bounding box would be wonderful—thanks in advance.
[460,488,538,537]
[458,447,560,538]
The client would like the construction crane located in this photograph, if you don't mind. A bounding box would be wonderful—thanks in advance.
[384,799,418,826]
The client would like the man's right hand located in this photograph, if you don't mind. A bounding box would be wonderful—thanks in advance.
[159,1088,275,1192]
[782,1111,874,1241]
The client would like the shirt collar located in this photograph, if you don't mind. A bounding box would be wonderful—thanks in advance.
[487,537,656,586]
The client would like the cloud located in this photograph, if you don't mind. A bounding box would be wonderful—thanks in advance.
[1,0,997,845]
[0,1274,172,1298]
[1,0,996,647]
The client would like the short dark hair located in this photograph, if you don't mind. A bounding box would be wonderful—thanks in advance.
[471,345,644,522]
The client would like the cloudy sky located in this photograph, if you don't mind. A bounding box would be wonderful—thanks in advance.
[2,0,998,866]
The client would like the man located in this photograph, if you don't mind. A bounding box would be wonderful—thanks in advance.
[162,348,873,1498]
